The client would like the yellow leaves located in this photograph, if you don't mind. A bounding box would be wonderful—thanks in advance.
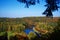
[15,31,27,37]
[28,32,36,39]
[34,26,48,34]
[35,21,58,34]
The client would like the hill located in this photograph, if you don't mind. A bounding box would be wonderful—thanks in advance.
[0,17,60,40]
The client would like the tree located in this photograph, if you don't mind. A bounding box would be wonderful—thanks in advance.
[43,0,60,17]
[47,18,60,40]
[28,32,37,40]
[17,0,60,17]
[17,0,40,8]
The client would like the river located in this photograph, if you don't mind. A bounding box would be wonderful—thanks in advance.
[24,26,41,38]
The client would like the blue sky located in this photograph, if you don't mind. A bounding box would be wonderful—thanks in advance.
[0,0,60,18]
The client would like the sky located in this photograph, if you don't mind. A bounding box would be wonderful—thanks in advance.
[0,0,60,18]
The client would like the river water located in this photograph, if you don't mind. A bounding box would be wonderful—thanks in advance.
[24,27,41,38]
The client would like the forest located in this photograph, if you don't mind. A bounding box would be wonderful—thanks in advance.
[0,0,60,40]
[0,17,60,40]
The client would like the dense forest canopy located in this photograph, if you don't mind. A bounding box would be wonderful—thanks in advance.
[0,17,60,40]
